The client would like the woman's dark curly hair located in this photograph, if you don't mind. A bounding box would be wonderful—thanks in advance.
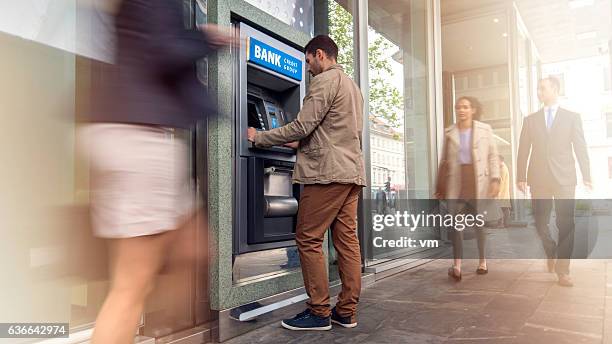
[456,96,482,121]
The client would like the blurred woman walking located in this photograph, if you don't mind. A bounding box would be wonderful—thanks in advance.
[435,96,501,281]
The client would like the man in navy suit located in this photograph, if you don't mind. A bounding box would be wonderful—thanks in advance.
[517,76,591,287]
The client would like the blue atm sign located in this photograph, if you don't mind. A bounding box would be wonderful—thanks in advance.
[247,37,303,81]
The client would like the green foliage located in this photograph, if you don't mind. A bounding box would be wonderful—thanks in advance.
[328,1,403,129]
[328,1,355,78]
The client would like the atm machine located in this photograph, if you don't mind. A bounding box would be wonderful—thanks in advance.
[233,22,306,254]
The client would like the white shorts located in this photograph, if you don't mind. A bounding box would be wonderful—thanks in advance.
[80,123,193,238]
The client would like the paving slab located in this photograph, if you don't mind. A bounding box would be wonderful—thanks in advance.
[221,258,610,344]
[524,310,603,338]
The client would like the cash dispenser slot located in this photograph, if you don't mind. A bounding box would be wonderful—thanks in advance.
[247,158,300,244]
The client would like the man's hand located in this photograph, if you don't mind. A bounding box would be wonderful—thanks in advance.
[489,180,500,198]
[517,181,528,194]
[284,141,299,149]
[247,127,257,143]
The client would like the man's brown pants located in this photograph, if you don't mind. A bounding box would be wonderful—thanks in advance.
[296,183,362,318]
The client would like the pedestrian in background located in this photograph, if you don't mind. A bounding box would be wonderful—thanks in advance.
[516,76,591,287]
[376,187,387,214]
[435,96,500,281]
[81,1,233,342]
[497,155,511,228]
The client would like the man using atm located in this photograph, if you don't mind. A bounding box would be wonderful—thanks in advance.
[247,35,366,331]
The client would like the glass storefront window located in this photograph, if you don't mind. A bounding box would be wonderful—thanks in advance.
[530,49,541,113]
[0,2,111,335]
[0,15,110,343]
[364,0,437,265]
[328,0,356,279]
[442,12,512,188]
[517,29,530,120]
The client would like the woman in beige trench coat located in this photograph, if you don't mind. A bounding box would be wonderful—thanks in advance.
[435,96,501,281]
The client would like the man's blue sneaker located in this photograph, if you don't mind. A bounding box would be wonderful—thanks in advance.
[281,309,331,331]
[331,307,357,328]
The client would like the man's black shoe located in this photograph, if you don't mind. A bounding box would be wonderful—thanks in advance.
[331,307,357,328]
[281,309,331,331]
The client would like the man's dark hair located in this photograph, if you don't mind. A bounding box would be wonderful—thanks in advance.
[542,76,561,93]
[304,35,338,60]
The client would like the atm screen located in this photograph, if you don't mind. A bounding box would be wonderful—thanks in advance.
[269,114,279,128]
[248,101,265,130]
[265,102,283,129]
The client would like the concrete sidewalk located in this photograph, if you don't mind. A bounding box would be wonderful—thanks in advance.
[223,258,612,343]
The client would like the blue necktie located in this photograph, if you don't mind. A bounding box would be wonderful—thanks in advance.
[546,108,553,129]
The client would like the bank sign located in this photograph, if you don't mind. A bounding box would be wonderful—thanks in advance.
[247,37,303,81]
